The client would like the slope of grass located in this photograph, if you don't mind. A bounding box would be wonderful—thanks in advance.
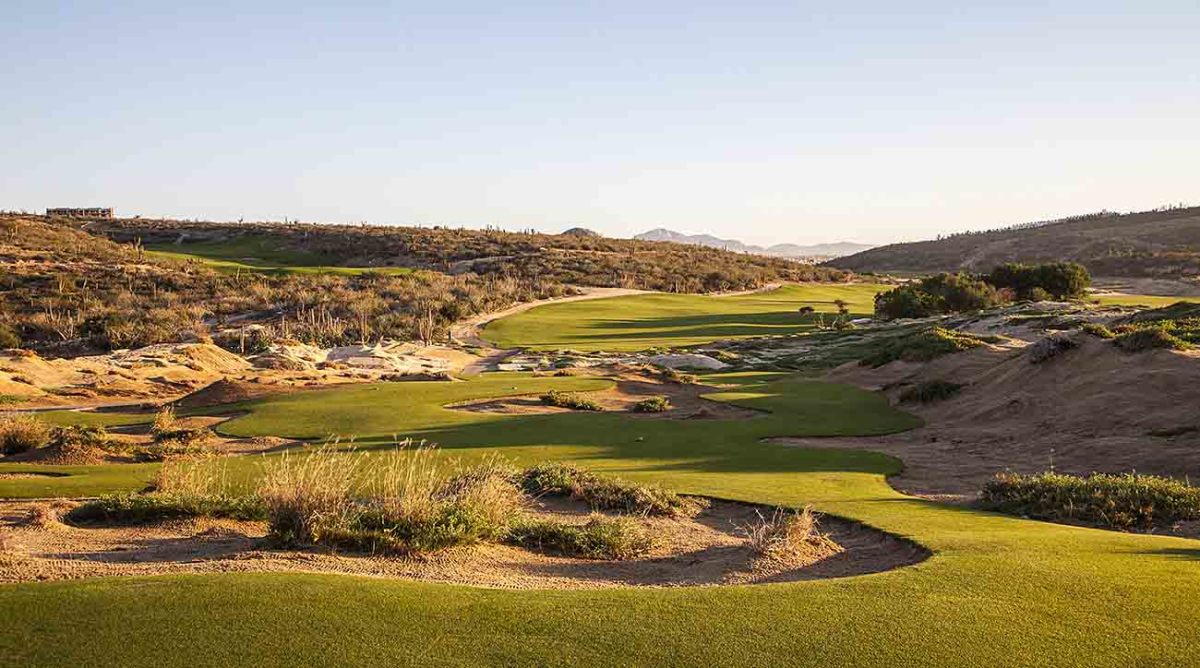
[1,371,1198,666]
[483,283,888,351]
[1091,293,1200,308]
[145,248,415,276]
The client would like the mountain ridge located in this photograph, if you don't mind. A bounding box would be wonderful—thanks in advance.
[633,228,873,258]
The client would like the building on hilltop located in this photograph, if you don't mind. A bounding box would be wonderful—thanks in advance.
[46,207,113,219]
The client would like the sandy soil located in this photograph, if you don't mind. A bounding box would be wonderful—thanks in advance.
[449,373,760,420]
[0,498,928,589]
[781,338,1200,500]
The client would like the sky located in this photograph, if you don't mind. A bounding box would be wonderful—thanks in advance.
[1,1,1197,246]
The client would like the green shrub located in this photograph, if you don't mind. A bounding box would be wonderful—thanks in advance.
[67,492,265,524]
[540,390,602,411]
[0,413,49,454]
[980,471,1200,530]
[1080,322,1115,339]
[506,515,653,560]
[988,262,1091,300]
[899,380,964,403]
[0,323,21,349]
[875,274,1002,319]
[519,463,701,517]
[1114,327,1192,352]
[861,327,987,367]
[632,396,671,413]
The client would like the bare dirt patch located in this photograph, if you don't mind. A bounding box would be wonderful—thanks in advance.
[790,337,1200,499]
[0,498,927,588]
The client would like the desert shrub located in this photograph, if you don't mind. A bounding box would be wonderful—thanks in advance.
[736,506,840,562]
[658,367,697,384]
[44,425,115,462]
[519,463,701,517]
[899,380,964,403]
[632,396,671,413]
[1080,322,1115,339]
[1027,333,1079,363]
[874,274,1002,319]
[68,456,264,523]
[67,492,265,524]
[860,327,987,367]
[151,405,178,434]
[506,515,652,560]
[258,443,524,553]
[0,323,20,349]
[980,471,1200,530]
[540,390,602,411]
[0,413,50,454]
[1113,327,1192,352]
[988,262,1091,300]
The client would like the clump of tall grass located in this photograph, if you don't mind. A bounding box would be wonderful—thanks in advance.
[0,413,49,455]
[520,463,703,517]
[632,396,671,413]
[860,327,990,367]
[980,471,1200,530]
[43,425,116,463]
[539,390,603,411]
[68,456,263,524]
[258,442,526,554]
[1113,326,1192,353]
[1080,322,1115,339]
[506,515,652,560]
[736,506,840,562]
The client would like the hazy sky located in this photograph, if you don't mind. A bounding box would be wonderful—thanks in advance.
[2,2,1197,245]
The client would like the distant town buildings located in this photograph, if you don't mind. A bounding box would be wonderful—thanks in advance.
[46,207,113,219]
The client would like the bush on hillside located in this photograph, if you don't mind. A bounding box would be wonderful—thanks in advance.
[898,380,964,403]
[1027,333,1079,363]
[980,471,1200,530]
[1113,327,1192,352]
[1080,322,1115,339]
[860,327,989,367]
[987,262,1091,300]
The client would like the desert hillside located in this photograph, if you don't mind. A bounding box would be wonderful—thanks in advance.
[829,206,1200,280]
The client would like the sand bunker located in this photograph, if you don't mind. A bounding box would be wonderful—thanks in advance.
[0,498,927,589]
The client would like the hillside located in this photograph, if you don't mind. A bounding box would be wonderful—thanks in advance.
[82,216,851,292]
[829,206,1200,279]
[634,228,873,259]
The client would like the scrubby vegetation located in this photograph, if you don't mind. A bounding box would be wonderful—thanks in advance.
[67,456,264,523]
[860,327,990,367]
[736,506,839,562]
[632,396,671,413]
[519,463,702,517]
[539,390,603,411]
[1080,322,1115,339]
[0,413,49,455]
[980,471,1200,530]
[506,515,653,560]
[90,216,851,293]
[873,262,1091,319]
[898,380,964,404]
[1113,327,1192,352]
[1027,333,1079,363]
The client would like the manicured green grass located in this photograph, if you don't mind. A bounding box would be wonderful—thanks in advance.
[145,238,415,276]
[2,372,1199,666]
[483,283,889,351]
[32,410,155,428]
[1091,293,1200,308]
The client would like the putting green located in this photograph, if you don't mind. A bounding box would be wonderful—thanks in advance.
[482,283,888,351]
[2,370,1197,666]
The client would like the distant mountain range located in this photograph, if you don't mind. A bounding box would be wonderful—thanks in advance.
[633,228,874,259]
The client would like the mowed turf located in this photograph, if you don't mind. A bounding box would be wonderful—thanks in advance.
[2,371,1199,667]
[483,283,888,351]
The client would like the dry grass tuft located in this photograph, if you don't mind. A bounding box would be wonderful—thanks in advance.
[0,413,50,455]
[737,506,841,564]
